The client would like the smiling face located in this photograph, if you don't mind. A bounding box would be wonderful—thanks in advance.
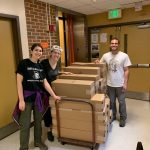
[31,46,43,60]
[110,39,119,54]
[50,49,61,62]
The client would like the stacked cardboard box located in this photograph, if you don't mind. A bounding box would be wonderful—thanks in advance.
[71,62,107,78]
[70,62,107,93]
[50,93,110,143]
[58,74,100,93]
[51,63,111,145]
[63,66,100,77]
[52,79,95,99]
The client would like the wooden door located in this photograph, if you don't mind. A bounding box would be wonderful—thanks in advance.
[0,20,18,128]
[121,25,150,94]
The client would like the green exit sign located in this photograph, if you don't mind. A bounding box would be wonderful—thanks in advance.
[108,9,122,19]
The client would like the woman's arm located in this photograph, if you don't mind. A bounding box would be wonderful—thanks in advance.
[43,78,61,101]
[17,73,25,111]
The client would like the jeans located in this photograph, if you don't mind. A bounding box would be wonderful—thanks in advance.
[19,100,43,150]
[107,86,127,120]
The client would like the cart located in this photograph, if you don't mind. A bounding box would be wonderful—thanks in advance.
[55,97,97,150]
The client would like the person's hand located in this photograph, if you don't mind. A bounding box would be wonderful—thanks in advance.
[95,59,100,64]
[53,95,61,101]
[122,83,127,92]
[19,100,25,111]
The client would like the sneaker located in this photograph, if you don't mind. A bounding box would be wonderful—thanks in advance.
[119,119,126,127]
[47,131,54,142]
[34,142,48,150]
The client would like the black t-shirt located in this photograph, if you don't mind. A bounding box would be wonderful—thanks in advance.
[16,59,46,91]
[41,59,59,85]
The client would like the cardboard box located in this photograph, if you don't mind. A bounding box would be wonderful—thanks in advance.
[51,93,110,144]
[50,93,106,111]
[71,62,107,78]
[105,97,110,107]
[51,108,108,124]
[52,118,107,134]
[51,79,95,99]
[58,74,99,81]
[63,66,100,76]
[58,74,100,93]
[99,78,107,93]
[90,93,106,111]
[52,127,107,144]
[71,62,105,68]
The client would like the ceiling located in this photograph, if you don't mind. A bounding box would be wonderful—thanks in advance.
[39,0,150,15]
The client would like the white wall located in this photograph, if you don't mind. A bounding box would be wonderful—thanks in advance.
[0,0,29,58]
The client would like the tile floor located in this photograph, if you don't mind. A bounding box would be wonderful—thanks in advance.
[0,98,150,150]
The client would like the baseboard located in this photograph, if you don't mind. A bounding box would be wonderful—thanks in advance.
[126,91,150,101]
[0,121,34,140]
[0,122,19,140]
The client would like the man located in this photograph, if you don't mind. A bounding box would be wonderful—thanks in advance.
[95,37,131,127]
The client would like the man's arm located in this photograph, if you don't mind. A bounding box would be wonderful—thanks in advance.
[123,66,130,91]
[95,56,104,64]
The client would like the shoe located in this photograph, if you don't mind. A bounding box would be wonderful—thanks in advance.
[47,131,54,142]
[119,119,126,127]
[34,142,48,150]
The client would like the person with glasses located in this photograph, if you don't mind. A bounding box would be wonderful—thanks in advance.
[15,43,61,150]
[41,45,72,141]
[95,37,131,127]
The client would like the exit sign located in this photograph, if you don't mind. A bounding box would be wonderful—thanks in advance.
[108,9,122,19]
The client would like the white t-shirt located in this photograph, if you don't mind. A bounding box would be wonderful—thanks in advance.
[100,51,132,87]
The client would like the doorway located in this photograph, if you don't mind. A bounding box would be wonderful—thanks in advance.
[0,15,22,139]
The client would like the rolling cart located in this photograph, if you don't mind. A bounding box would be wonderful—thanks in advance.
[55,97,97,150]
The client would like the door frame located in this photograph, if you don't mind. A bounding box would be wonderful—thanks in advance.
[0,13,22,65]
[0,13,22,140]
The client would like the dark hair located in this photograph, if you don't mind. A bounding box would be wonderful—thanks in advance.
[111,37,120,44]
[31,43,43,51]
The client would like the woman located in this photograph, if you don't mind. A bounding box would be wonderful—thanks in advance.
[41,45,71,142]
[16,43,60,150]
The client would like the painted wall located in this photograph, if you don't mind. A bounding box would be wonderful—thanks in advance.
[0,0,29,58]
[87,5,150,27]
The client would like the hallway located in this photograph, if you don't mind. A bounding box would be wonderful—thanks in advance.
[0,98,150,150]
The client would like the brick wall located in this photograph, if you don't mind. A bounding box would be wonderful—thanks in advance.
[24,0,58,59]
